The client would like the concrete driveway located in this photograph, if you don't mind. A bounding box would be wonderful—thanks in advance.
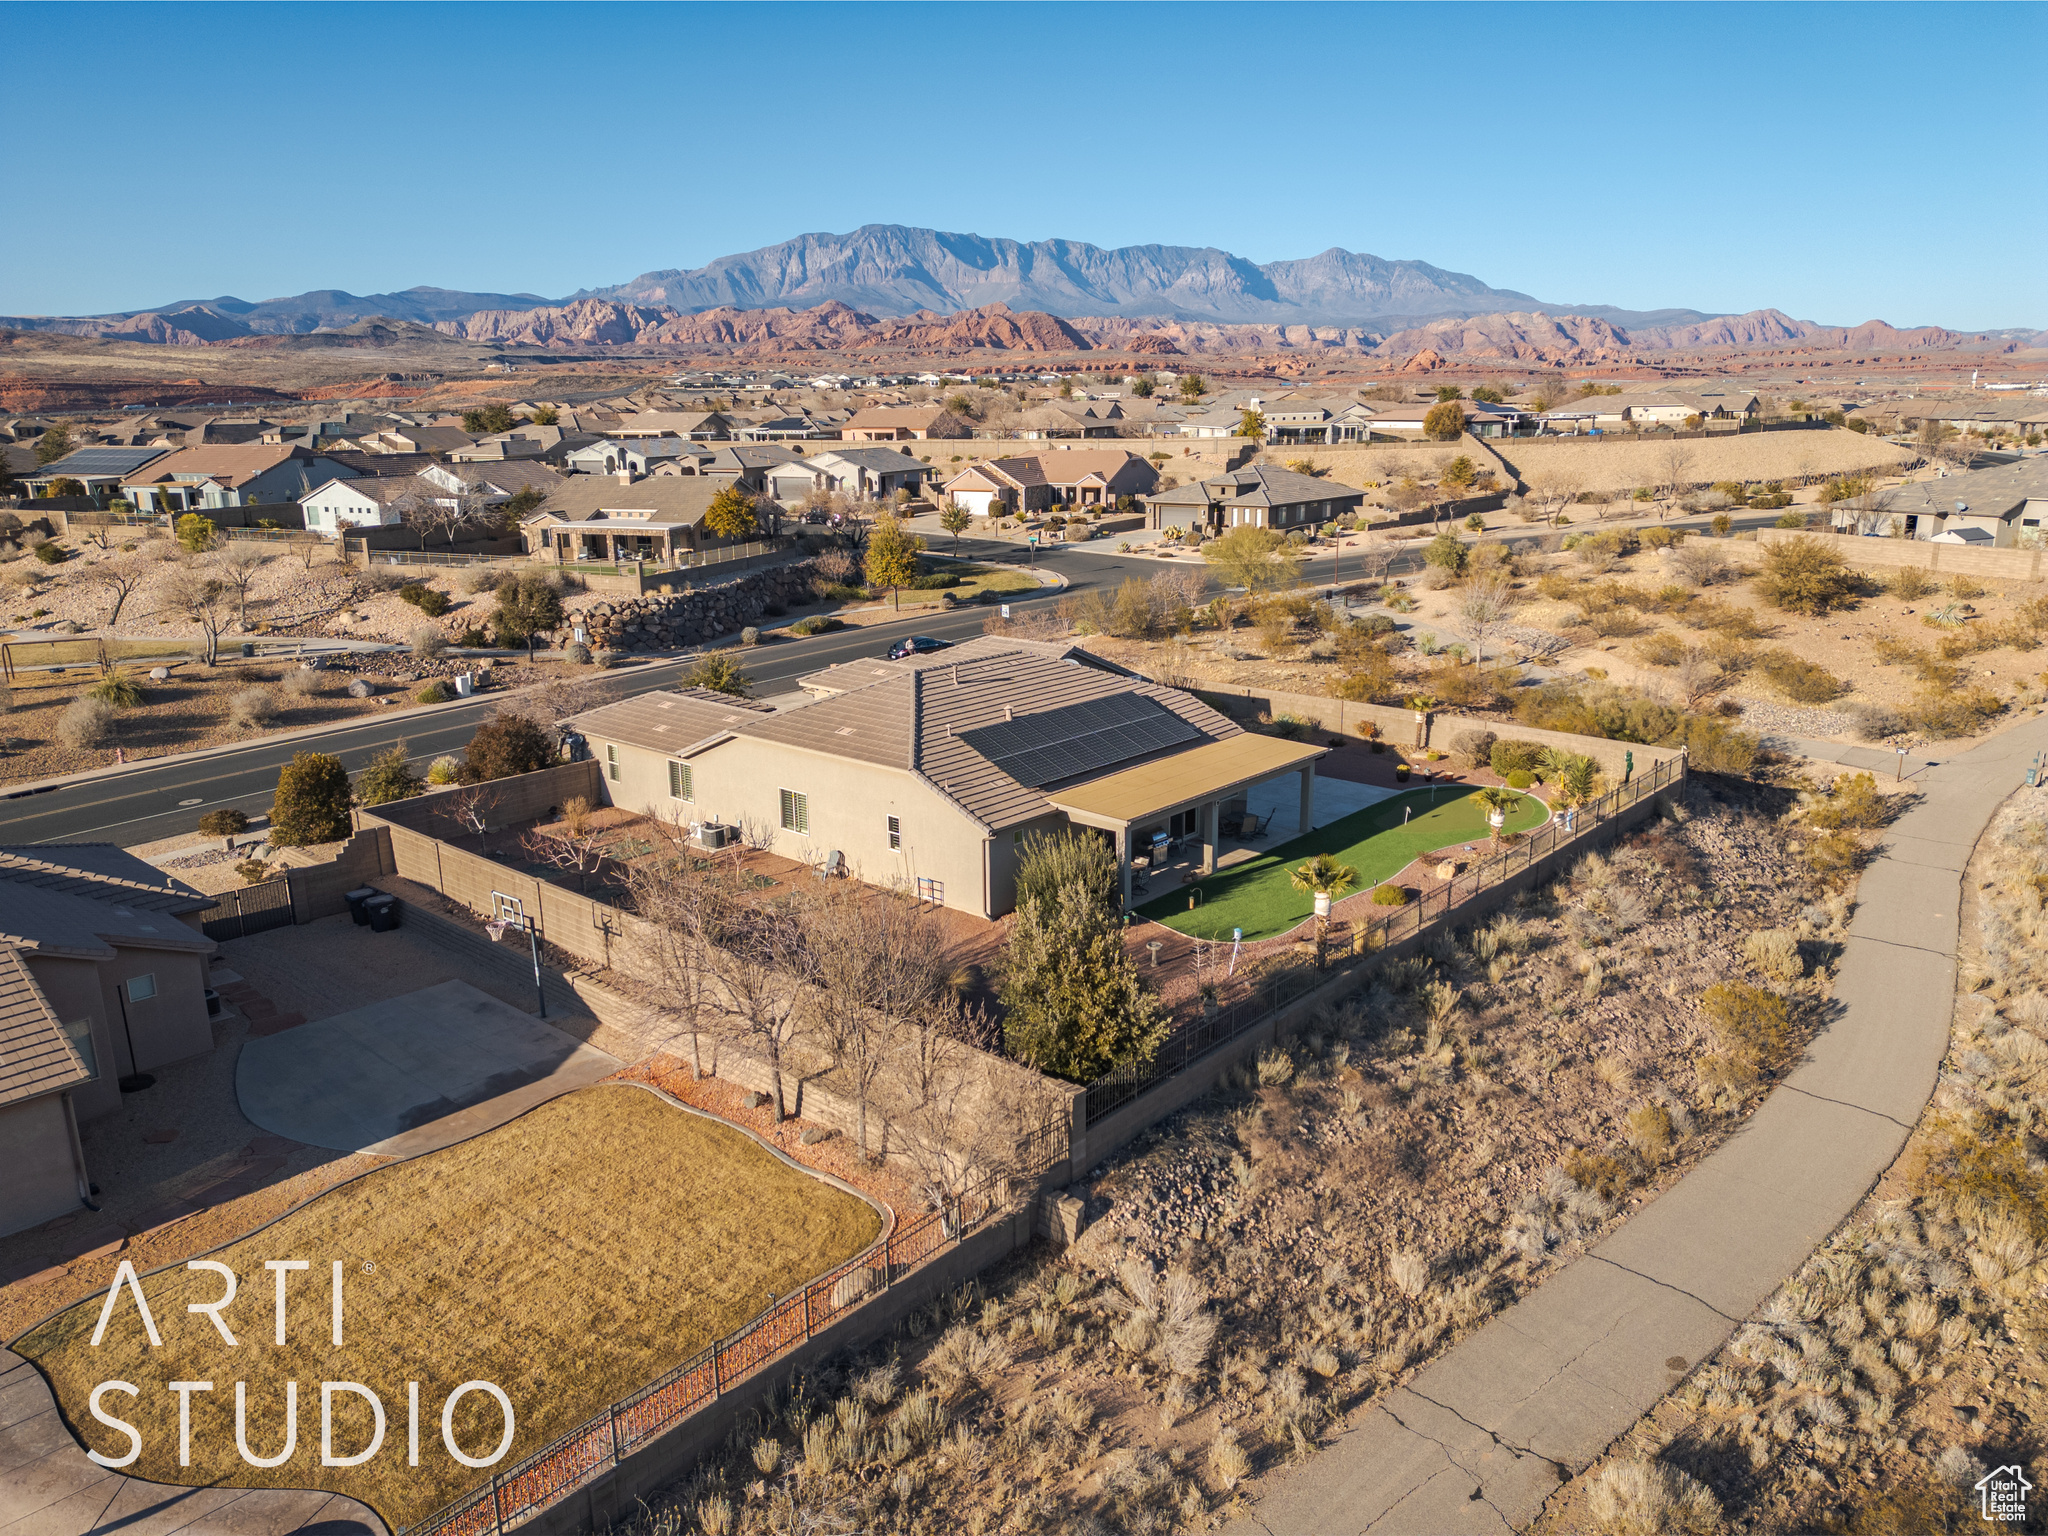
[1223,710,2048,1535]
[236,980,619,1158]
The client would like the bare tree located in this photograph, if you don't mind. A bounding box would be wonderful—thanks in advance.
[1456,572,1519,663]
[702,890,813,1121]
[620,817,729,1078]
[159,570,233,664]
[1350,530,1396,587]
[1529,470,1583,527]
[394,477,481,547]
[1848,479,1899,536]
[449,784,498,838]
[1656,442,1695,518]
[1674,645,1724,709]
[84,555,150,628]
[216,544,270,627]
[286,530,327,573]
[521,797,610,893]
[894,993,1019,1210]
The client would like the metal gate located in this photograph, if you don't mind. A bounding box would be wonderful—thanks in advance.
[198,877,296,941]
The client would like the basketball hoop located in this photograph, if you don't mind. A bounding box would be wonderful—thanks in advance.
[485,918,510,943]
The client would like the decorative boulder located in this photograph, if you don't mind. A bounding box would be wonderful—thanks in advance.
[346,678,376,699]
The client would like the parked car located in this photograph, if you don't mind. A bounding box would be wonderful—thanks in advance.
[886,635,951,661]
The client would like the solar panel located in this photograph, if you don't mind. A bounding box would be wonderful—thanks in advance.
[961,695,1199,788]
[37,447,169,476]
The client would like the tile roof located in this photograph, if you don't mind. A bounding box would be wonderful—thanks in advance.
[732,646,1240,831]
[0,846,212,915]
[535,476,742,525]
[808,446,933,474]
[795,635,1132,695]
[119,444,309,489]
[1881,456,2048,518]
[565,688,776,757]
[0,946,88,1108]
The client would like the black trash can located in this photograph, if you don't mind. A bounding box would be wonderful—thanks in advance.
[365,894,400,932]
[345,886,379,926]
[241,641,256,658]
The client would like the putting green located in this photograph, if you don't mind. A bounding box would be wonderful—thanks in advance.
[1138,784,1550,942]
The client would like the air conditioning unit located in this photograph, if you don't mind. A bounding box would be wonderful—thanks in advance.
[690,822,735,851]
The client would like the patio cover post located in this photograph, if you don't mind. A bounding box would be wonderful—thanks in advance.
[1298,762,1316,838]
[1117,825,1133,910]
[1201,800,1218,875]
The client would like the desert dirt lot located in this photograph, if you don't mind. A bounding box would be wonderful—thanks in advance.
[16,1084,881,1528]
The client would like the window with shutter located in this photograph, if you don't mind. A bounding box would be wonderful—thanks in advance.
[887,815,901,851]
[669,761,692,800]
[779,789,808,834]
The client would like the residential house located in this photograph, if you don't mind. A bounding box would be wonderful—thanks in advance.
[1353,399,1519,439]
[420,460,565,509]
[1833,457,2048,546]
[567,636,1324,919]
[1894,396,2048,437]
[1260,398,1383,446]
[447,425,570,463]
[1014,403,1124,440]
[841,406,974,441]
[802,446,934,502]
[18,446,174,500]
[1143,463,1367,535]
[941,450,1159,517]
[520,474,777,564]
[300,475,421,536]
[703,444,812,501]
[1175,409,1250,439]
[613,411,733,440]
[362,425,481,457]
[736,413,829,441]
[120,445,361,515]
[565,439,720,478]
[0,846,216,1237]
[1539,392,1758,432]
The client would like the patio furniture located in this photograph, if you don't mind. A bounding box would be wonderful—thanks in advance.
[817,850,846,880]
[1240,813,1267,840]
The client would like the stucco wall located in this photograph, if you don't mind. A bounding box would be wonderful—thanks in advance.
[24,956,119,1120]
[0,1095,81,1237]
[1758,526,2045,581]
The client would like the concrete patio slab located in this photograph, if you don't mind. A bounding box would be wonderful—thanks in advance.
[236,979,619,1157]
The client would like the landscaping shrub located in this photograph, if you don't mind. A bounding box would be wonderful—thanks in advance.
[1754,536,1859,614]
[1805,771,1887,831]
[459,712,555,783]
[739,626,760,646]
[411,626,448,659]
[493,571,564,648]
[197,808,248,849]
[32,541,67,565]
[399,584,451,617]
[1371,884,1408,906]
[1423,532,1469,575]
[56,696,116,749]
[174,513,215,552]
[1489,738,1544,777]
[1451,729,1496,770]
[1743,927,1803,981]
[426,755,461,785]
[685,650,752,698]
[228,687,275,729]
[235,859,272,885]
[279,667,323,698]
[270,750,353,844]
[356,742,426,805]
[1506,769,1534,789]
[415,681,450,703]
[1756,649,1844,702]
[788,615,844,636]
[563,641,593,665]
[1702,982,1791,1066]
[455,625,490,648]
[1663,713,1758,775]
[824,582,872,601]
[84,674,144,708]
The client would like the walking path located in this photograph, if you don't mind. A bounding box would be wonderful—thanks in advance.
[1223,711,2048,1535]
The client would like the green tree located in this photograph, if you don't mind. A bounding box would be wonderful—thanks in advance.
[1472,784,1523,845]
[939,503,971,553]
[1435,386,1465,403]
[703,484,759,541]
[42,477,86,499]
[1000,831,1165,1082]
[1289,852,1358,966]
[1130,376,1155,399]
[1423,400,1465,441]
[270,751,353,846]
[1201,524,1300,593]
[1440,455,1478,497]
[499,485,547,525]
[1423,531,1470,575]
[1238,408,1267,443]
[197,808,248,850]
[684,650,753,697]
[1177,373,1207,403]
[175,513,216,552]
[1471,386,1505,405]
[34,422,74,465]
[529,405,559,426]
[459,712,555,783]
[1755,536,1859,615]
[355,741,425,806]
[492,572,563,649]
[863,513,923,608]
[461,402,518,434]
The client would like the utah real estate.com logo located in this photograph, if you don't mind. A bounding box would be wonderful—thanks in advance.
[1977,1465,2032,1525]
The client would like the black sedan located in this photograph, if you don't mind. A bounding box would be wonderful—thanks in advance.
[886,635,952,661]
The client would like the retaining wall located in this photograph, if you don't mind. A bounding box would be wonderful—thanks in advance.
[1758,526,2046,582]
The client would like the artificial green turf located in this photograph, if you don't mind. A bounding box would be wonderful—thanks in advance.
[1137,784,1551,942]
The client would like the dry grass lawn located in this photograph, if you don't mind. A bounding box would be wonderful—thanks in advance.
[15,1085,881,1526]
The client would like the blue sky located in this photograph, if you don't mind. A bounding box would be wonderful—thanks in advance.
[4,2,2043,328]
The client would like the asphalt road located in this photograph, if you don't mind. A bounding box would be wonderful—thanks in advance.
[0,508,1794,849]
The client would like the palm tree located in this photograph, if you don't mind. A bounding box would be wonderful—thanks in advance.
[1291,853,1358,967]
[1472,785,1523,846]
[1540,749,1599,813]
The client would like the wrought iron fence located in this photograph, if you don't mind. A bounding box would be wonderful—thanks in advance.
[1083,754,1685,1125]
[402,1168,1011,1536]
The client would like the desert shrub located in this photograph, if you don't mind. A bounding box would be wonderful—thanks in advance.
[1887,565,1935,600]
[355,742,426,806]
[788,615,844,636]
[228,687,275,729]
[464,568,504,594]
[1667,713,1758,775]
[279,667,324,698]
[411,626,448,659]
[563,641,592,665]
[398,584,450,617]
[1743,927,1803,981]
[1371,884,1408,906]
[1450,729,1496,770]
[460,712,554,782]
[1562,1147,1633,1204]
[270,750,353,845]
[685,650,752,697]
[1624,1104,1676,1166]
[235,859,272,884]
[197,808,248,848]
[1757,649,1844,702]
[1639,527,1682,551]
[1806,771,1887,830]
[1423,532,1469,575]
[426,755,461,784]
[1701,982,1790,1066]
[415,681,450,703]
[1633,632,1687,667]
[84,674,144,707]
[1585,1458,1722,1536]
[33,541,68,565]
[1488,738,1543,776]
[1908,684,2006,738]
[1841,701,1906,741]
[1805,829,1864,884]
[739,626,760,646]
[56,695,117,749]
[1754,536,1859,614]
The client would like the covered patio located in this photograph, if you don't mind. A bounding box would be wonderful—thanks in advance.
[1049,735,1328,909]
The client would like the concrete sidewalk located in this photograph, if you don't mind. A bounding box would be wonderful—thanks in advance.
[1224,712,2048,1535]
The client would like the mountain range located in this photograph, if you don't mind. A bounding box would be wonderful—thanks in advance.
[1,224,2033,354]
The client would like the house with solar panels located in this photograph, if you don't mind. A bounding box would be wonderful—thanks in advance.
[564,635,1327,918]
[16,445,173,501]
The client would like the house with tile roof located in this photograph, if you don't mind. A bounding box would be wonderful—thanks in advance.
[566,639,1324,919]
[941,450,1159,517]
[842,406,974,441]
[519,474,779,563]
[0,845,216,1237]
[1142,463,1367,536]
[119,444,362,515]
